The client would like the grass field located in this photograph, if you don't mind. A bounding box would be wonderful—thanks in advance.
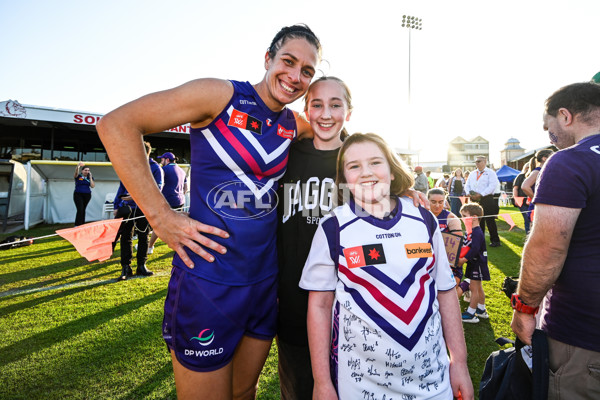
[0,207,526,399]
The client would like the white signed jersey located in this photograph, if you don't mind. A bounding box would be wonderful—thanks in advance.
[300,197,455,399]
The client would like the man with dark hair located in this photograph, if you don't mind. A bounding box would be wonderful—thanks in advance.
[511,81,600,399]
[114,141,164,279]
[464,155,500,247]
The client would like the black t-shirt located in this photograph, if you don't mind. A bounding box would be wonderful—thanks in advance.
[276,139,340,345]
[513,173,527,198]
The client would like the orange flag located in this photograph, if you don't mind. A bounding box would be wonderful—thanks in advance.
[459,196,467,205]
[463,216,473,235]
[500,213,516,231]
[57,219,122,262]
[514,196,525,207]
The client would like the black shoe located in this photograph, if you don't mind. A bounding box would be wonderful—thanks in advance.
[136,265,154,276]
[489,242,501,247]
[119,265,131,280]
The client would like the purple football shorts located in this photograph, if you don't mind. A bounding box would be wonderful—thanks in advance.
[162,266,277,372]
[465,262,491,281]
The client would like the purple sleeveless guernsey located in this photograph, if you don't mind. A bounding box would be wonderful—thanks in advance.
[172,80,296,285]
[436,209,450,233]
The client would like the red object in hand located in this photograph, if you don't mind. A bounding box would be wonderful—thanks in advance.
[459,245,470,258]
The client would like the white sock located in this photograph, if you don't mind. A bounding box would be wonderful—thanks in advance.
[477,304,486,311]
[467,307,476,315]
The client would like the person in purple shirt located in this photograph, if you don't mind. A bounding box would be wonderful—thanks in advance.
[511,82,600,399]
[73,162,95,226]
[113,141,163,280]
[147,152,188,254]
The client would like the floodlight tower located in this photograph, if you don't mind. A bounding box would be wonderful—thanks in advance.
[401,15,422,150]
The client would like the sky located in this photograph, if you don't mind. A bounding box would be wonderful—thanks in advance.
[1,0,599,167]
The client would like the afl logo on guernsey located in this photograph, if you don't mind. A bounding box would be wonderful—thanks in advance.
[343,244,387,268]
[228,108,263,135]
[207,181,279,220]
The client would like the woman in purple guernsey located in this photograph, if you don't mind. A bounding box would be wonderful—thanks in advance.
[98,25,321,400]
[73,162,94,226]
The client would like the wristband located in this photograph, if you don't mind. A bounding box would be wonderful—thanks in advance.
[511,293,539,315]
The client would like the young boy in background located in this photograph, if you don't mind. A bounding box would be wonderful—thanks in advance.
[458,203,490,323]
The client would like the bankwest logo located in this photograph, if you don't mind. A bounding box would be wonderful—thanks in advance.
[404,243,433,258]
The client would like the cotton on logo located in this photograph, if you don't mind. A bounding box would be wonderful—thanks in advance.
[207,181,279,220]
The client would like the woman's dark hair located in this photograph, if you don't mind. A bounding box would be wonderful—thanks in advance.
[268,24,322,61]
[427,188,446,199]
[535,149,554,162]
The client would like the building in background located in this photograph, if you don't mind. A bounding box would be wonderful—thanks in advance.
[507,145,557,171]
[0,100,191,163]
[500,138,525,166]
[447,136,490,171]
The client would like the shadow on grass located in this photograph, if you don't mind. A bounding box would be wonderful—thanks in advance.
[0,250,121,287]
[0,261,120,299]
[1,301,176,399]
[0,288,167,368]
[0,243,74,264]
[120,360,177,400]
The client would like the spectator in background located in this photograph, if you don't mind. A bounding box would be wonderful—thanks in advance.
[147,152,188,254]
[512,163,531,233]
[465,156,501,247]
[114,141,163,280]
[436,173,450,190]
[521,149,554,228]
[413,165,429,194]
[73,162,94,226]
[448,168,466,216]
[426,170,435,189]
[511,81,600,399]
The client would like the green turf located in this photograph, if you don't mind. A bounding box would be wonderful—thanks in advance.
[0,207,526,399]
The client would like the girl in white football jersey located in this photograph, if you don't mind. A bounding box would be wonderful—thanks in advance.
[301,133,473,400]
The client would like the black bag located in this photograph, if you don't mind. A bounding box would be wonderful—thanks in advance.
[115,204,132,219]
[479,329,549,400]
[502,276,519,299]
